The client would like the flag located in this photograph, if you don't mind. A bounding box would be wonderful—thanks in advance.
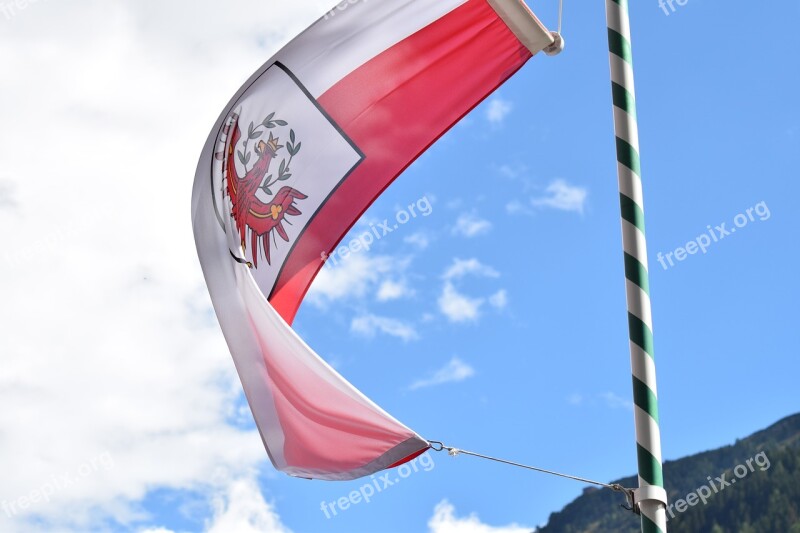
[192,0,556,481]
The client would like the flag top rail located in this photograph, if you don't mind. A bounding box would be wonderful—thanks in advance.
[489,0,563,55]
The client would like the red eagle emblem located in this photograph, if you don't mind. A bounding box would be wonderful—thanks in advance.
[224,113,306,268]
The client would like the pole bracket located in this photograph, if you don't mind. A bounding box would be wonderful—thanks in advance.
[633,485,669,510]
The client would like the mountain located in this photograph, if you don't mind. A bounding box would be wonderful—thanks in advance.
[536,413,800,533]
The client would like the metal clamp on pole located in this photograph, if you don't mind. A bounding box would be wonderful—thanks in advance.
[633,485,669,513]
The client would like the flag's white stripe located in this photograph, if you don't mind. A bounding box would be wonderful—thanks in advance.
[280,0,469,98]
[208,0,469,146]
[196,121,426,478]
[237,260,416,427]
[192,140,288,469]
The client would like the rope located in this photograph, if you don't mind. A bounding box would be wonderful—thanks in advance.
[428,441,637,511]
[558,0,564,34]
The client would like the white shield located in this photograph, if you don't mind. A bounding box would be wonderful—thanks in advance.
[211,62,364,298]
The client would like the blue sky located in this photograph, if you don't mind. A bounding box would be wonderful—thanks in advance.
[0,1,798,532]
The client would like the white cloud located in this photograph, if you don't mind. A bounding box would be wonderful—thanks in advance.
[141,475,293,533]
[404,232,431,250]
[438,282,483,323]
[205,477,291,533]
[599,392,634,411]
[306,254,407,308]
[452,213,492,238]
[531,179,588,214]
[489,289,508,309]
[496,164,523,179]
[0,0,334,530]
[568,392,632,411]
[438,260,503,322]
[505,200,529,216]
[485,97,513,126]
[410,358,475,390]
[567,393,584,406]
[428,500,531,533]
[351,314,419,342]
[443,258,499,281]
[422,313,437,323]
[377,279,413,302]
[446,198,464,210]
[0,180,17,209]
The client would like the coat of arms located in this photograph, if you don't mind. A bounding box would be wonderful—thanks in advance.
[221,112,306,268]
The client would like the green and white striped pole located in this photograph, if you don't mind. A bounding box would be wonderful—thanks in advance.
[605,1,668,532]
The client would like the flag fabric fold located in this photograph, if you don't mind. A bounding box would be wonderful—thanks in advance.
[192,0,553,481]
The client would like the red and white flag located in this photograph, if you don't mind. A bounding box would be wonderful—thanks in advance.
[192,0,556,480]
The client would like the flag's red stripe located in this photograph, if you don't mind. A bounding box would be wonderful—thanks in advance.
[386,446,430,470]
[270,0,531,323]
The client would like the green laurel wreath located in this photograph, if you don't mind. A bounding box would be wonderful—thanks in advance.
[236,113,302,196]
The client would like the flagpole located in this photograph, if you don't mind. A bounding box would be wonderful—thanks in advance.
[605,1,668,532]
